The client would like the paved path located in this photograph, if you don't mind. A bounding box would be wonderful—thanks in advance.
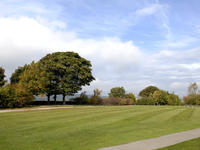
[0,106,74,113]
[99,128,200,150]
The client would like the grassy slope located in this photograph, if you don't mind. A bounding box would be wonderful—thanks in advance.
[158,138,200,150]
[0,106,200,150]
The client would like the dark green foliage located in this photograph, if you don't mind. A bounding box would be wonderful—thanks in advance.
[10,64,29,84]
[139,86,159,97]
[0,67,6,87]
[108,87,126,98]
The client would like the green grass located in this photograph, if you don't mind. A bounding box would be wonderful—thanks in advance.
[0,106,200,150]
[158,138,200,150]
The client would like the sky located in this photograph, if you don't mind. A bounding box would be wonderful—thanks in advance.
[0,0,200,97]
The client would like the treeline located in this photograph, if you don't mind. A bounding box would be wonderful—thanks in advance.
[0,51,200,108]
[70,86,182,106]
[0,51,94,108]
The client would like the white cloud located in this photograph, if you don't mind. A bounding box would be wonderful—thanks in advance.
[136,4,164,16]
[0,16,143,80]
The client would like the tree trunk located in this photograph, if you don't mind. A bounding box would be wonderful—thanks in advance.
[54,94,57,105]
[47,94,50,105]
[63,94,66,105]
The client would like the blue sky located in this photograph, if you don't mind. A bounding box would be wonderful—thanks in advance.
[0,0,200,96]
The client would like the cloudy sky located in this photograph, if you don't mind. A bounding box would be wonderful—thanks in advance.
[0,0,200,97]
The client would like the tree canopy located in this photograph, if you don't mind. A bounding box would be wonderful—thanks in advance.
[139,85,159,97]
[108,87,126,98]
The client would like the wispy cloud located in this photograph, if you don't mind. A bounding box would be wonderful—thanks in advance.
[136,4,164,16]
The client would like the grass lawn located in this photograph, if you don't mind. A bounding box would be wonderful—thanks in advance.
[0,105,200,150]
[158,137,200,150]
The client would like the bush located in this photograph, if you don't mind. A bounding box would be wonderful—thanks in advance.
[102,97,134,105]
[125,93,136,103]
[89,96,102,105]
[72,91,89,104]
[167,93,182,105]
[0,84,34,108]
[0,85,16,108]
[136,96,155,105]
[184,94,200,105]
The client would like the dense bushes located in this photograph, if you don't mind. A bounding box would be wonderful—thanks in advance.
[0,84,34,108]
[102,97,135,105]
[136,96,155,105]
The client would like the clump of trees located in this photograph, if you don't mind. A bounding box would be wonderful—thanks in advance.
[0,51,95,108]
[136,85,182,105]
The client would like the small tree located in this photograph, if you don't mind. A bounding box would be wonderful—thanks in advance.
[89,88,103,105]
[109,87,126,98]
[139,86,159,97]
[0,66,6,87]
[188,82,198,95]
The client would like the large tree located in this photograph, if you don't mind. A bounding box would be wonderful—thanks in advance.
[0,67,6,87]
[39,51,95,104]
[139,86,159,97]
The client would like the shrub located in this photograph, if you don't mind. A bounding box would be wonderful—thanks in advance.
[89,88,103,105]
[136,96,155,105]
[89,96,102,105]
[167,93,182,105]
[125,93,136,103]
[0,84,34,108]
[102,97,134,105]
[0,85,16,108]
[72,91,89,104]
[184,94,200,105]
